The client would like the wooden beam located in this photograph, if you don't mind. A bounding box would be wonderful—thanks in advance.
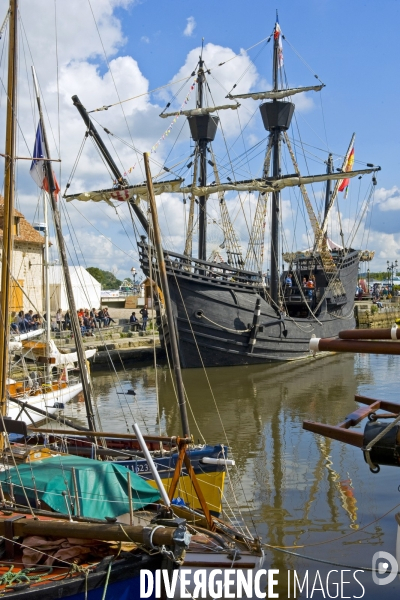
[303,421,364,448]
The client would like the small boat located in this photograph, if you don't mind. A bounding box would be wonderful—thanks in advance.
[20,339,96,367]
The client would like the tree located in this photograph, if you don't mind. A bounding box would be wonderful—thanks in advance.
[86,267,122,290]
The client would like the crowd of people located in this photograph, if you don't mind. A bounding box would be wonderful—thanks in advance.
[10,310,42,333]
[10,306,150,337]
[69,307,116,336]
[10,307,117,337]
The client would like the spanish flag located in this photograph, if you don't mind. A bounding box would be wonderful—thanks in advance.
[339,147,355,198]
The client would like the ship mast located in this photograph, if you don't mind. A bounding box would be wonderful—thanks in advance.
[187,44,219,262]
[0,0,18,435]
[266,15,294,307]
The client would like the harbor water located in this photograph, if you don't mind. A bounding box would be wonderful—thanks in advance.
[61,353,400,598]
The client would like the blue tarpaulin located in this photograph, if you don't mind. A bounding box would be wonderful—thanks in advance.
[0,455,160,519]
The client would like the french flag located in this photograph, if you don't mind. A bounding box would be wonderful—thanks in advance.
[30,122,60,199]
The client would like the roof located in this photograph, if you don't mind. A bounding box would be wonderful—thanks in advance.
[0,197,45,246]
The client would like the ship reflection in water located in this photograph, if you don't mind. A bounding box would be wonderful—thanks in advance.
[61,353,400,598]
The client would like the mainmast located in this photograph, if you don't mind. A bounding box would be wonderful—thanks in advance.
[187,47,219,261]
[0,0,18,428]
[261,16,294,307]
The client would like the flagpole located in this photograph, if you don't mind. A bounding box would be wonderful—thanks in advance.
[31,67,98,434]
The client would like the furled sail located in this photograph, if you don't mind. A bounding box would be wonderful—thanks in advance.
[65,178,183,206]
[66,167,378,205]
[179,167,379,197]
[160,104,239,118]
[228,84,325,101]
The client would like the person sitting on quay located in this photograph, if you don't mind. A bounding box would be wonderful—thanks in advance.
[83,310,95,336]
[24,309,37,331]
[10,311,18,333]
[103,307,116,327]
[373,298,383,309]
[97,308,107,328]
[32,313,42,329]
[130,311,140,332]
[90,308,98,328]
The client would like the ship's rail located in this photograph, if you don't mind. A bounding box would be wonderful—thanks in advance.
[138,242,264,290]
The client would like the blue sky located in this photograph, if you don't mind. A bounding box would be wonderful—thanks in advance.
[1,0,400,277]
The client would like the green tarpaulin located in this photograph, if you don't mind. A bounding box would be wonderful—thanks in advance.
[0,455,160,519]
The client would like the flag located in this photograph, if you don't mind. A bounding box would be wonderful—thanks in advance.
[274,18,284,68]
[30,122,60,199]
[338,147,355,197]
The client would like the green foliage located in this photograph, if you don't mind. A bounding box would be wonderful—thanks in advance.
[86,267,122,290]
[370,304,378,314]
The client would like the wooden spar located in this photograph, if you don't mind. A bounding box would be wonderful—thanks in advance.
[143,152,190,439]
[303,403,378,447]
[0,517,180,546]
[339,327,400,340]
[71,95,148,233]
[303,422,364,448]
[32,74,97,434]
[28,427,191,443]
[0,0,18,444]
[310,337,400,355]
[303,395,400,447]
[355,394,400,414]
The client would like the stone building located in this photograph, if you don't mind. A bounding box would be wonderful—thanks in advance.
[0,198,45,314]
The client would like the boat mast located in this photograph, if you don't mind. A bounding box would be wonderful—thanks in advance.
[144,152,191,438]
[187,44,219,262]
[71,95,149,233]
[197,56,207,261]
[323,153,333,232]
[33,78,97,433]
[31,69,51,377]
[0,0,18,429]
[270,16,283,306]
[258,15,294,308]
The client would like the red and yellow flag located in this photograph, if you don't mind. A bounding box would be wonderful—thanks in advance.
[339,147,355,197]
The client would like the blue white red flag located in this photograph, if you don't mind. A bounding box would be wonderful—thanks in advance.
[30,122,60,199]
[274,18,284,68]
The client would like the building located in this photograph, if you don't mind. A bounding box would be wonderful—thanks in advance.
[0,198,45,313]
[48,265,101,312]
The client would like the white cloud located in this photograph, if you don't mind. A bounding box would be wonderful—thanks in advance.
[183,16,196,37]
[375,186,400,212]
[141,36,150,44]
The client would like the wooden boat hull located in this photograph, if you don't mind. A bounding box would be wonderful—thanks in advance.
[141,246,360,368]
[7,382,83,424]
[0,553,162,599]
[118,444,227,515]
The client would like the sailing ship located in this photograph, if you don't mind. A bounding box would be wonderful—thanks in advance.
[67,18,380,368]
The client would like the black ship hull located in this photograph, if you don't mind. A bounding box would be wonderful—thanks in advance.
[139,243,360,368]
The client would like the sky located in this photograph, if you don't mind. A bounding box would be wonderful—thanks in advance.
[0,0,400,280]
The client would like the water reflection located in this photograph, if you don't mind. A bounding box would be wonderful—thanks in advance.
[61,353,400,597]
